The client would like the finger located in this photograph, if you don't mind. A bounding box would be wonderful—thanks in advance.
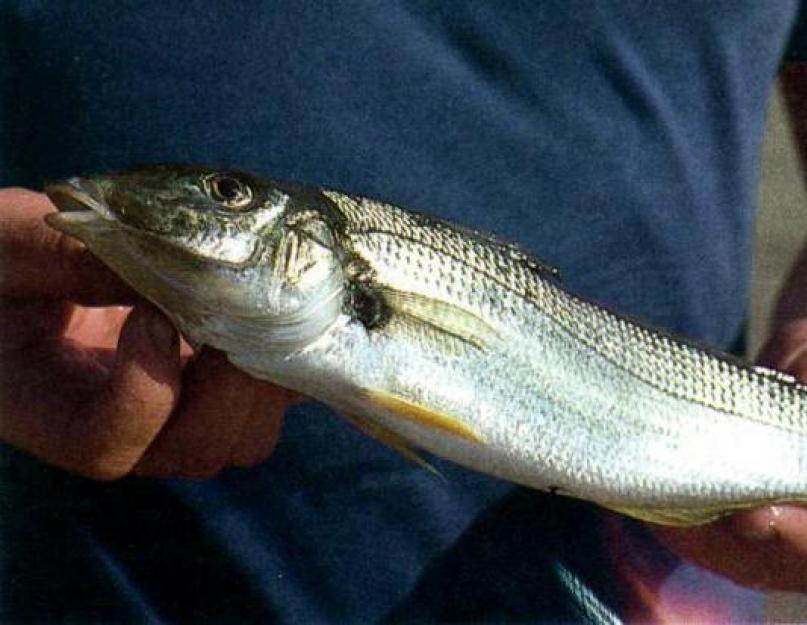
[0,298,72,351]
[134,350,292,478]
[61,304,181,479]
[757,329,807,381]
[756,319,807,371]
[228,385,300,469]
[783,351,807,382]
[0,188,136,304]
[653,520,765,589]
[729,505,807,557]
[62,305,133,352]
[653,505,807,591]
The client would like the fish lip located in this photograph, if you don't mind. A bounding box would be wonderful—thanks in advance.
[44,177,114,220]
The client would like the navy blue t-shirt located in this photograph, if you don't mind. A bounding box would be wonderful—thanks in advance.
[0,2,800,622]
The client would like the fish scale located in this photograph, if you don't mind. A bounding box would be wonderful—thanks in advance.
[328,190,807,432]
[44,166,807,525]
[317,192,806,511]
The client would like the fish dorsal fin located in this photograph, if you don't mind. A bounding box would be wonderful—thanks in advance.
[377,287,500,350]
[360,388,484,444]
[499,242,560,281]
[341,413,443,477]
[429,217,561,281]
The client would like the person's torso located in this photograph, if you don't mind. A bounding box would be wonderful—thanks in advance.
[1,2,798,622]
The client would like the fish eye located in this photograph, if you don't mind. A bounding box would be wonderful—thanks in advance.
[203,173,253,210]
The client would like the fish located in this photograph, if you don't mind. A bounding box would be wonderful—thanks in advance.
[44,165,807,526]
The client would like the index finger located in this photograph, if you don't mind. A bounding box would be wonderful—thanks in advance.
[653,505,807,591]
[0,187,138,305]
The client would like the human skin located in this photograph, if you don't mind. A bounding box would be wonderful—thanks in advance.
[0,187,299,480]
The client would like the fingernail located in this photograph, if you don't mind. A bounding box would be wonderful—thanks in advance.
[733,506,781,542]
[145,308,178,353]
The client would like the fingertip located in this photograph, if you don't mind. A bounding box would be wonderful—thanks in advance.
[229,406,285,469]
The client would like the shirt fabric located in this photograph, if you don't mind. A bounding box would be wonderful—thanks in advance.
[0,2,800,622]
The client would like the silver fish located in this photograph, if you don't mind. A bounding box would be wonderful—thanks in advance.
[45,166,807,525]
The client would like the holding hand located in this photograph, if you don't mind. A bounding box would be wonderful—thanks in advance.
[0,188,298,480]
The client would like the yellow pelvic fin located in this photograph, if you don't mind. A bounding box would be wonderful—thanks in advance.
[378,287,499,350]
[361,388,484,444]
[341,413,442,477]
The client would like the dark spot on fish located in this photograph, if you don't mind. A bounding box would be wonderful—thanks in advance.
[349,283,388,330]
[344,255,389,330]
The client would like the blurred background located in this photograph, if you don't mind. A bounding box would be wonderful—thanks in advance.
[751,81,807,621]
[752,83,807,359]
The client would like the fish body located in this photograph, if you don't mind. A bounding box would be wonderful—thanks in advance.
[45,167,807,525]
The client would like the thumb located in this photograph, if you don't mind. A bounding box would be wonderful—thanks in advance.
[57,304,182,479]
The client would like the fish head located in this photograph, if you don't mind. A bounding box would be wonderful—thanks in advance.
[45,166,345,352]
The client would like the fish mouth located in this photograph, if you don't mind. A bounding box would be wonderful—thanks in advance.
[44,177,115,234]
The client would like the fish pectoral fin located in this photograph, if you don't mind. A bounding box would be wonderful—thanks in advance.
[377,287,499,350]
[360,388,484,444]
[341,413,443,477]
[598,498,807,527]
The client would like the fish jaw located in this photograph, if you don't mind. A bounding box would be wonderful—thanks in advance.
[44,176,235,347]
[45,178,176,305]
[45,177,116,235]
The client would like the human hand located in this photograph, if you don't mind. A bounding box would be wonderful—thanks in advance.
[652,505,807,591]
[0,187,299,480]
